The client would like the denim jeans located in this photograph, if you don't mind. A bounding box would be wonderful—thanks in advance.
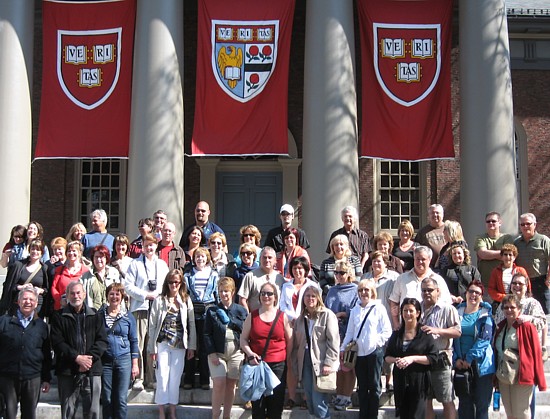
[101,355,132,419]
[301,351,331,418]
[355,346,384,419]
[457,373,493,419]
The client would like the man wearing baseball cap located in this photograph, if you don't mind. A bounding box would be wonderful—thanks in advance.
[263,204,310,253]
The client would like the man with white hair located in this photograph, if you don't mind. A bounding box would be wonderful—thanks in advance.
[514,212,550,313]
[82,208,115,258]
[326,206,372,266]
[388,246,452,330]
[415,204,446,267]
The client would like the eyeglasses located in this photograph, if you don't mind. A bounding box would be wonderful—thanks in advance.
[485,219,498,224]
[421,288,436,293]
[242,233,255,238]
[467,289,482,296]
[511,281,526,287]
[168,281,181,285]
[358,288,370,294]
[520,222,533,227]
[241,251,254,257]
[210,241,223,246]
[260,291,274,297]
[503,305,517,310]
[334,270,347,275]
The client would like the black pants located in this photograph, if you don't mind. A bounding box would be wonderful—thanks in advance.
[252,361,286,419]
[183,318,210,386]
[0,376,41,419]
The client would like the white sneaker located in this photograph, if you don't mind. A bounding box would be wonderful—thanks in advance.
[132,379,144,391]
[334,398,352,411]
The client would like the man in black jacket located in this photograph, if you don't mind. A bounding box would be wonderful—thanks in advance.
[50,281,108,419]
[0,288,51,419]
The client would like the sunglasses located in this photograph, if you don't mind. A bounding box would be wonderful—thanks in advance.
[168,281,181,285]
[334,270,347,275]
[520,222,533,227]
[511,281,526,287]
[242,233,255,238]
[210,241,223,246]
[358,288,370,294]
[485,219,498,224]
[260,291,274,297]
[241,251,254,257]
[467,289,482,296]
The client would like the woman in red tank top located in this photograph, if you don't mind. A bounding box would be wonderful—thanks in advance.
[240,282,292,419]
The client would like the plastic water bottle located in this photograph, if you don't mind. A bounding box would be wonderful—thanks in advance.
[493,389,501,411]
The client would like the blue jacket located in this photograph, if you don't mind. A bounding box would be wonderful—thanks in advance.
[452,301,496,376]
[239,360,281,402]
[98,306,139,361]
[204,302,248,355]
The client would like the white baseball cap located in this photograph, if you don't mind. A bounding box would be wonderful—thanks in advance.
[279,204,294,214]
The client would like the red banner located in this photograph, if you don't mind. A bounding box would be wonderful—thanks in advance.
[358,0,454,161]
[36,0,136,159]
[191,0,295,156]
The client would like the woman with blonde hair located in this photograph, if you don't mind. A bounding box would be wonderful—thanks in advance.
[204,277,248,419]
[319,235,362,295]
[233,225,262,266]
[209,233,236,279]
[341,279,392,415]
[183,247,219,389]
[290,285,339,418]
[436,220,467,272]
[393,220,417,271]
[324,259,358,410]
[149,270,196,419]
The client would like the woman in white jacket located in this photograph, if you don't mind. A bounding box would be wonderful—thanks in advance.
[340,278,392,416]
[148,270,197,419]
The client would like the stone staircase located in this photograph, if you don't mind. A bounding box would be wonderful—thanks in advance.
[31,364,550,418]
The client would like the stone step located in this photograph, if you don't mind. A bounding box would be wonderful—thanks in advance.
[30,403,550,419]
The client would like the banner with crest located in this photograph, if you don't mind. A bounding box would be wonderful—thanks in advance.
[192,0,295,156]
[36,0,136,158]
[358,0,454,161]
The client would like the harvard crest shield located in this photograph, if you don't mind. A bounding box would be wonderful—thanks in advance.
[57,28,122,110]
[211,20,279,103]
[373,23,441,107]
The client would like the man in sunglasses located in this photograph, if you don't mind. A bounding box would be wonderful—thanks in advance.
[514,212,550,313]
[420,277,461,419]
[474,211,514,291]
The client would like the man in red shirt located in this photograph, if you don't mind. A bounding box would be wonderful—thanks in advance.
[156,221,186,271]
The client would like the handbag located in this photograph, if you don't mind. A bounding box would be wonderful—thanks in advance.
[453,368,473,398]
[496,326,519,385]
[342,305,375,370]
[304,317,337,393]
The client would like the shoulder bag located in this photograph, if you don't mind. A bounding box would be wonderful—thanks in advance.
[495,325,519,385]
[304,316,337,393]
[342,304,375,369]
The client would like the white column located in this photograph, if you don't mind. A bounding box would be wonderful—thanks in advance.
[127,0,184,239]
[0,1,34,274]
[302,0,359,263]
[459,0,518,248]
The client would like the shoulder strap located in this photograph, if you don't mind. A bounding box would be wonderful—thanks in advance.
[23,263,42,285]
[356,305,376,340]
[304,316,311,347]
[261,309,282,359]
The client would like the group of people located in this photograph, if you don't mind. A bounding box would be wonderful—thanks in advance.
[0,201,548,419]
